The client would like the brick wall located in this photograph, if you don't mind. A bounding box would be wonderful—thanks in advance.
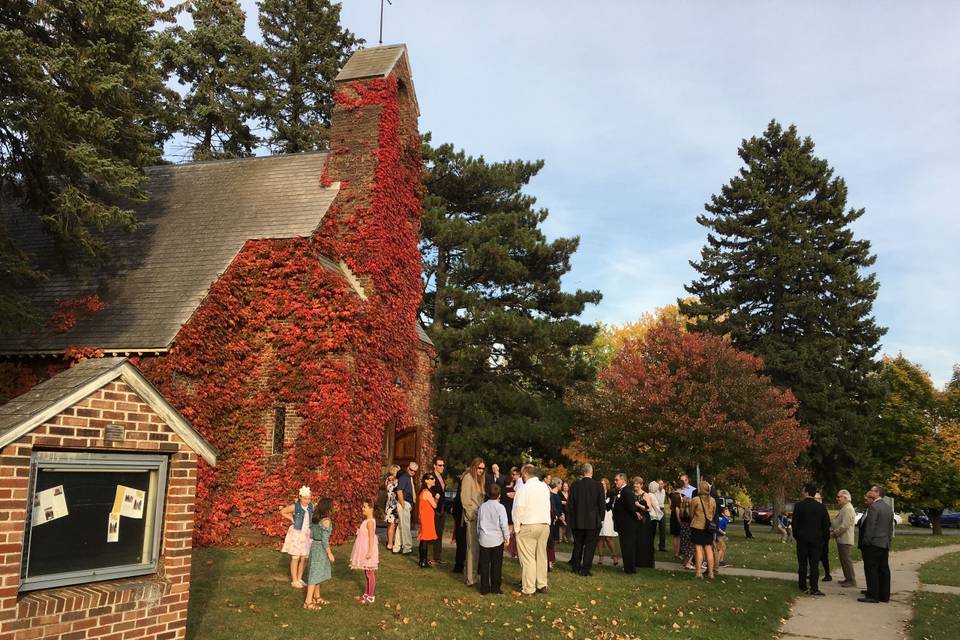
[0,380,199,640]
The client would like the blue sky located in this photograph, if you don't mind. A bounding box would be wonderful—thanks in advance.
[234,1,959,387]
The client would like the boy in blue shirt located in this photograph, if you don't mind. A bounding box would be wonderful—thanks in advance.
[717,507,730,567]
[476,483,510,595]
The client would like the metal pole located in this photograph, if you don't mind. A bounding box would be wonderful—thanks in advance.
[379,0,384,44]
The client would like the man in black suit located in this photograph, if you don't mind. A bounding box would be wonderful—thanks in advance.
[567,463,606,576]
[792,481,831,596]
[430,457,447,565]
[488,464,508,490]
[451,478,466,573]
[612,473,640,574]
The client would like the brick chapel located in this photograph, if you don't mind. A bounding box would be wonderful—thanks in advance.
[0,44,434,546]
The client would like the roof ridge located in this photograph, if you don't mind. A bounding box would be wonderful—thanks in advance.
[145,151,329,172]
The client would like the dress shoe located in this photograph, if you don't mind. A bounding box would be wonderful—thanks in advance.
[823,575,832,582]
[536,586,548,593]
[858,596,879,603]
[809,590,826,596]
[579,570,593,577]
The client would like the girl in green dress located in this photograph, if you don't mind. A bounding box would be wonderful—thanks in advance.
[305,497,335,609]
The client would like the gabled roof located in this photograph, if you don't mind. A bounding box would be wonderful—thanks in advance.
[335,44,408,81]
[0,153,339,354]
[335,44,419,116]
[0,357,217,465]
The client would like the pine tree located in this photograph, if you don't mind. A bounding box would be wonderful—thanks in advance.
[421,140,601,467]
[680,120,886,491]
[161,0,262,160]
[258,0,361,153]
[0,0,175,333]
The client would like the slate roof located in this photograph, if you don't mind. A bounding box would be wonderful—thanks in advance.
[0,153,339,354]
[336,44,408,81]
[0,357,217,464]
[0,358,126,435]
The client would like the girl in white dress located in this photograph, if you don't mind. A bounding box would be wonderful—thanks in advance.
[597,478,619,566]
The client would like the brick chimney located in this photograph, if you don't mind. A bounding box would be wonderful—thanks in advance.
[319,44,422,295]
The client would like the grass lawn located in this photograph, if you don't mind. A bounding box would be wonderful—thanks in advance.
[919,550,960,587]
[714,524,960,574]
[911,592,960,640]
[187,545,797,640]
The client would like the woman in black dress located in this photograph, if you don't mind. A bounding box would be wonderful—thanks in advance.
[632,477,656,568]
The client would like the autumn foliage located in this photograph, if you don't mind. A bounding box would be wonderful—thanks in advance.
[136,75,425,545]
[571,318,809,492]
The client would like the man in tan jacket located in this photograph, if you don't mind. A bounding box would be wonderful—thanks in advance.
[831,489,857,587]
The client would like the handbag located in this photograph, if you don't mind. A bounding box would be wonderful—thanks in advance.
[699,496,718,534]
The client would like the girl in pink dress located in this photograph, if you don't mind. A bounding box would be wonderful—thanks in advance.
[349,500,380,604]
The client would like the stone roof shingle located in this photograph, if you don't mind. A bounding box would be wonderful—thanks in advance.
[0,153,338,354]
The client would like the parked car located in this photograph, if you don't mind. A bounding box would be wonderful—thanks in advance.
[753,501,796,525]
[718,496,739,520]
[908,509,960,528]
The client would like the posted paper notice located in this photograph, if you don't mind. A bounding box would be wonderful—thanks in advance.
[107,512,120,542]
[33,485,69,525]
[112,485,145,519]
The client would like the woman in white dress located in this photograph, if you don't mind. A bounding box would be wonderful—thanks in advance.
[597,477,619,566]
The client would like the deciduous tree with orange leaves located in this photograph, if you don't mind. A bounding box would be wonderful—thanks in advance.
[570,317,810,496]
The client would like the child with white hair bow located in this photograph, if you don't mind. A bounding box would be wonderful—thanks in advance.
[280,486,314,588]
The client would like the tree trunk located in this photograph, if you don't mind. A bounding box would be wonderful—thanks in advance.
[772,487,786,536]
[432,246,449,457]
[930,508,944,536]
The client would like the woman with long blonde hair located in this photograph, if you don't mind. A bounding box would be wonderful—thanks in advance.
[460,457,486,586]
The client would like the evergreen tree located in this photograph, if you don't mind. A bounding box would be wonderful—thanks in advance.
[258,0,361,153]
[0,0,174,333]
[161,0,262,160]
[680,120,886,490]
[421,140,601,467]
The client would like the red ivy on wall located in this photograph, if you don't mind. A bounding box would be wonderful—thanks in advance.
[136,76,426,545]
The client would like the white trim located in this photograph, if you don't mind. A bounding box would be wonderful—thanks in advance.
[118,364,217,466]
[0,363,127,451]
[0,360,217,466]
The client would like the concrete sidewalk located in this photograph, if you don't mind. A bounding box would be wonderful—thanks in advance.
[776,543,960,640]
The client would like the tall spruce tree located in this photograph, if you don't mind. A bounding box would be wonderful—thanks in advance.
[421,140,601,467]
[680,120,886,490]
[161,0,262,160]
[0,0,174,333]
[258,0,361,153]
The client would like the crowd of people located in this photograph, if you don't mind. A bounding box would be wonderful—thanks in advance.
[789,481,894,604]
[277,457,897,609]
[276,458,739,606]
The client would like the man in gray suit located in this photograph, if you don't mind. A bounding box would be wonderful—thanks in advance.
[858,484,894,603]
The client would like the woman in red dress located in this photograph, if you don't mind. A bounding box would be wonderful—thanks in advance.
[418,473,439,568]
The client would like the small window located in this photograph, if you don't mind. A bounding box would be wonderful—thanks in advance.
[272,406,286,454]
[20,452,168,592]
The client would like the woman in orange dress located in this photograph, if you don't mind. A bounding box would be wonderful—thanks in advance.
[418,473,439,568]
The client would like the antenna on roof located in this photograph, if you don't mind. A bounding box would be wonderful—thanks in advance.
[379,0,392,45]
